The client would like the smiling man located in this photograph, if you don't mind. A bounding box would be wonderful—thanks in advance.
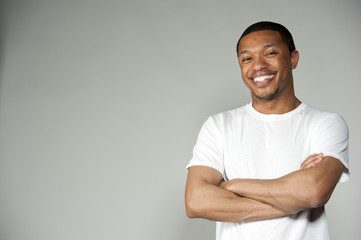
[185,21,349,240]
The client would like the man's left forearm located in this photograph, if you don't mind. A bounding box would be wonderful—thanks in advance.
[219,156,344,212]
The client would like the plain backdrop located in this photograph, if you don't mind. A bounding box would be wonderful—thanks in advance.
[0,0,360,240]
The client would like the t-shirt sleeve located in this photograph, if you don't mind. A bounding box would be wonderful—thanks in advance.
[186,116,224,177]
[311,114,349,183]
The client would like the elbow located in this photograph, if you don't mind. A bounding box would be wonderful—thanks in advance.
[185,204,197,219]
[303,184,331,208]
[185,192,206,219]
[309,192,330,208]
[185,197,201,219]
[304,194,324,209]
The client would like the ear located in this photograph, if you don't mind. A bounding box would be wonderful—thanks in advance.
[290,50,300,69]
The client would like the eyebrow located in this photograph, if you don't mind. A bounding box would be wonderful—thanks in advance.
[239,44,277,55]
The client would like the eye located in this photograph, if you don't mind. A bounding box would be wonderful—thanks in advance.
[265,51,276,56]
[241,57,252,63]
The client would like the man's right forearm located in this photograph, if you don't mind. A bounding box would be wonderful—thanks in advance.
[185,166,297,222]
[186,182,295,222]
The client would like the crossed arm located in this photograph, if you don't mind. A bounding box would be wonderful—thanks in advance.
[185,154,344,222]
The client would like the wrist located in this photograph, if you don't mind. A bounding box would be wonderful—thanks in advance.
[219,179,244,195]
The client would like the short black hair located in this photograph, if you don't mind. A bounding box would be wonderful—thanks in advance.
[236,21,296,55]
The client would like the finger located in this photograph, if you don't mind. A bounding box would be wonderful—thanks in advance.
[301,156,322,169]
[301,153,316,163]
[302,154,323,169]
[300,153,323,169]
[301,153,319,167]
[301,157,323,170]
[303,153,323,164]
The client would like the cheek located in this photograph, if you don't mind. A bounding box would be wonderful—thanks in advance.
[277,57,292,69]
[241,75,251,89]
[240,66,248,79]
[240,71,249,85]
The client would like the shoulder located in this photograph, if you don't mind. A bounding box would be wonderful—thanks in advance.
[302,104,346,123]
[202,105,248,133]
[208,104,249,128]
[301,104,348,134]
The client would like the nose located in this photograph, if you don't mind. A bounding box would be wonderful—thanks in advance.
[252,56,268,71]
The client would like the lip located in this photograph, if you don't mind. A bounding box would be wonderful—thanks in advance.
[249,73,276,86]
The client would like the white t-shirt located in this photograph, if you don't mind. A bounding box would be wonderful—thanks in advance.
[187,103,349,240]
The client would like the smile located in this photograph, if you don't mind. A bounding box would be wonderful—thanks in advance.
[253,74,275,83]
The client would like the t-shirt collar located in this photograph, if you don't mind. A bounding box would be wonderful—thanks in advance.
[246,102,307,121]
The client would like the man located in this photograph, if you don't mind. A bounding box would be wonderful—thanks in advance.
[185,21,349,240]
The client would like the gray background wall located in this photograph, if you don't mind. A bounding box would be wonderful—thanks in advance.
[0,0,360,239]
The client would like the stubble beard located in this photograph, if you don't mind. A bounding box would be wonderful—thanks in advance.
[252,86,280,101]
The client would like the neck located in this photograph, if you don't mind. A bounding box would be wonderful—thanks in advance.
[252,95,302,115]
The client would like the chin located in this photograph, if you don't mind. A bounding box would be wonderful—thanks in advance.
[253,88,279,101]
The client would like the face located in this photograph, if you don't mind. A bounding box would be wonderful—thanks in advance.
[238,30,299,101]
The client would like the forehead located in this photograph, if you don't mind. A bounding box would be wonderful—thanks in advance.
[238,30,285,53]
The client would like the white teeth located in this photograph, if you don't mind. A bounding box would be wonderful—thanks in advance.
[253,75,274,82]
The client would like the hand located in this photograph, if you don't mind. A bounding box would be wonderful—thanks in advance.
[218,179,243,195]
[300,153,323,170]
[218,180,228,189]
[218,180,235,192]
